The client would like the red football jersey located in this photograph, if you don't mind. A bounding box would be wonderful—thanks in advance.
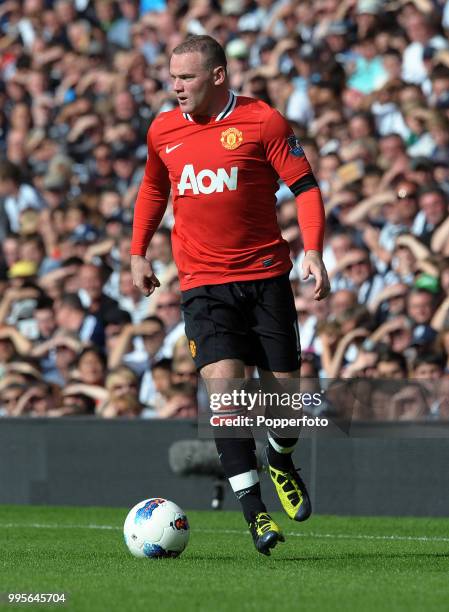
[131,93,324,290]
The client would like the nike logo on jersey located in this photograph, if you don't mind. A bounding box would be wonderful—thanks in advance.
[165,143,183,154]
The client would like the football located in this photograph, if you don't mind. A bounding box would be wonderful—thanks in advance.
[123,498,190,558]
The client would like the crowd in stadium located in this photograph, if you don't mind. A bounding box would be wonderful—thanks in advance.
[0,0,448,420]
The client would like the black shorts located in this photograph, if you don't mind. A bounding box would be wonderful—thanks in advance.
[181,273,301,372]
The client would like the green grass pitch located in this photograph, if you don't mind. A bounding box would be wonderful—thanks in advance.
[1,505,449,612]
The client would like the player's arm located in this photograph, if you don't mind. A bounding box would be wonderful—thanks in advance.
[262,109,329,300]
[130,125,171,296]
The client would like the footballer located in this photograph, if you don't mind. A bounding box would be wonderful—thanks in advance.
[131,35,329,555]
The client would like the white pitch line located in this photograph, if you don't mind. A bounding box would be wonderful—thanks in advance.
[0,523,120,531]
[200,528,449,543]
[1,523,449,544]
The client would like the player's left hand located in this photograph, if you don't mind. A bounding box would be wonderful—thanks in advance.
[302,250,330,301]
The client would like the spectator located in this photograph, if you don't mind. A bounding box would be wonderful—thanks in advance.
[117,265,148,323]
[376,350,408,379]
[72,346,107,387]
[78,263,122,325]
[159,382,198,419]
[406,288,437,326]
[0,159,43,233]
[31,332,82,386]
[108,316,168,406]
[55,293,105,348]
[100,365,143,418]
[413,185,448,245]
[154,289,184,357]
[142,357,172,417]
[332,247,385,306]
[11,381,59,417]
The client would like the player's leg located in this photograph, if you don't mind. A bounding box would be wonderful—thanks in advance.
[182,283,285,553]
[251,273,311,521]
[259,368,312,522]
[201,358,264,521]
[201,359,284,555]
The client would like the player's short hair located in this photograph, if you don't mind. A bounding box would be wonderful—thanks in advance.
[172,35,227,73]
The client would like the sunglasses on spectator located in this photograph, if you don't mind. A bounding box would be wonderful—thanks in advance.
[346,260,369,269]
[173,371,197,379]
[2,395,21,404]
[142,330,163,339]
[30,392,46,401]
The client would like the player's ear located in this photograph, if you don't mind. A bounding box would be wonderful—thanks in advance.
[213,66,226,86]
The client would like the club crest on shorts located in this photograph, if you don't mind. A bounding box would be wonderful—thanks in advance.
[189,339,197,358]
[221,127,243,150]
[287,134,304,157]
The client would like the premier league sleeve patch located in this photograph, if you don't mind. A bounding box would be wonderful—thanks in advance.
[287,134,305,157]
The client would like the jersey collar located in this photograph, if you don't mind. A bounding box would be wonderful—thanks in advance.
[183,91,237,123]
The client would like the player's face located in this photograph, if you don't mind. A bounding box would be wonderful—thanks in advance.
[170,52,217,116]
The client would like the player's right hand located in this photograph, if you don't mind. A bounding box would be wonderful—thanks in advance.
[131,255,160,297]
[302,250,330,301]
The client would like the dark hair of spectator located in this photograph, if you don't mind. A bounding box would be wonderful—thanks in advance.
[377,350,408,373]
[337,305,373,329]
[65,392,96,415]
[103,309,132,326]
[35,296,54,311]
[155,226,172,242]
[379,132,404,145]
[76,346,107,369]
[412,353,445,371]
[430,64,449,81]
[61,257,84,267]
[417,184,447,201]
[0,160,22,184]
[407,288,438,306]
[364,164,383,178]
[151,357,172,372]
[20,233,45,251]
[143,315,164,328]
[60,293,85,311]
[166,381,196,399]
[384,48,401,60]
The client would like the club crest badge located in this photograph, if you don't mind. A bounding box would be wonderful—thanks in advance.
[287,134,304,157]
[221,127,243,150]
[189,340,197,358]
